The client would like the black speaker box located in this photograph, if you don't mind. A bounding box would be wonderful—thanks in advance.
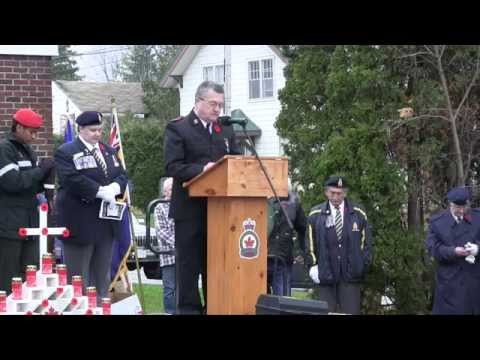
[256,294,329,315]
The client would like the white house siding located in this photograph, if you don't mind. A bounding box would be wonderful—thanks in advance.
[51,82,81,135]
[179,45,225,116]
[230,45,286,156]
[0,45,58,56]
[179,45,287,157]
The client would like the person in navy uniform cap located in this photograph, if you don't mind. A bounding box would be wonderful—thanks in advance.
[426,186,480,314]
[0,108,55,293]
[304,175,373,314]
[164,81,242,314]
[54,111,129,299]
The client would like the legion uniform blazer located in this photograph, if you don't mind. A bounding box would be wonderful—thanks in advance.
[427,209,480,314]
[54,138,128,245]
[305,199,373,284]
[164,110,242,221]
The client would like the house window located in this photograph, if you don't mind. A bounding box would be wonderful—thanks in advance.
[203,66,213,81]
[203,64,225,84]
[248,58,274,99]
[262,59,273,97]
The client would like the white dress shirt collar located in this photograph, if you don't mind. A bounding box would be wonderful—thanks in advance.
[329,201,345,219]
[193,109,211,131]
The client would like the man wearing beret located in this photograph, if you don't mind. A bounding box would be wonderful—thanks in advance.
[304,176,373,314]
[0,108,55,293]
[426,186,480,314]
[54,111,128,299]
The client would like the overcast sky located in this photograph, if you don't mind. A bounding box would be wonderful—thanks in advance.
[71,45,128,82]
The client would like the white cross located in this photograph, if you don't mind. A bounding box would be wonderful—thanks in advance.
[18,203,69,271]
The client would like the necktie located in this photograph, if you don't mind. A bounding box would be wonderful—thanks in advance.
[335,205,343,240]
[91,147,108,178]
[205,123,211,135]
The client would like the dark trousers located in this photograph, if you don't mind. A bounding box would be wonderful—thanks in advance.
[267,257,292,296]
[0,237,38,294]
[175,217,207,315]
[62,239,114,300]
[315,280,361,315]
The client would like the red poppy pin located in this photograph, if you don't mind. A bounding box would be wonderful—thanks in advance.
[465,213,472,222]
[213,123,221,134]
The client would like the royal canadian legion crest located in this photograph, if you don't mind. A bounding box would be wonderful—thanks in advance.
[239,218,260,259]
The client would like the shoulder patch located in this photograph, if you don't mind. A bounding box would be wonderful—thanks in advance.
[353,207,367,220]
[309,209,322,217]
[170,116,184,122]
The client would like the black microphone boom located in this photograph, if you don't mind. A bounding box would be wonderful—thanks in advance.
[218,116,248,127]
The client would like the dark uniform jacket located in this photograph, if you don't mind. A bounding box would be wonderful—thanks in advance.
[426,209,480,314]
[0,132,47,240]
[305,199,373,284]
[164,110,241,220]
[54,138,128,245]
[267,191,307,265]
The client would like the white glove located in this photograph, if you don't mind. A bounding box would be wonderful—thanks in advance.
[96,186,116,205]
[466,255,476,264]
[309,266,320,284]
[107,182,121,196]
[465,242,479,257]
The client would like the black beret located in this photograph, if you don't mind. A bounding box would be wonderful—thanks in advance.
[76,111,103,126]
[447,186,471,205]
[324,176,347,188]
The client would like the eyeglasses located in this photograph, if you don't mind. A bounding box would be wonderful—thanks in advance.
[199,97,224,109]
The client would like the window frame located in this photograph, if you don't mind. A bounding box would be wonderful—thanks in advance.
[247,56,275,101]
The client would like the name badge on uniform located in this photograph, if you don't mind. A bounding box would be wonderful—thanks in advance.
[112,155,120,167]
[224,138,230,153]
[352,222,359,232]
[326,216,335,228]
[74,155,97,170]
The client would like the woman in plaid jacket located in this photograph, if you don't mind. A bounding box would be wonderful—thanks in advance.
[154,177,176,314]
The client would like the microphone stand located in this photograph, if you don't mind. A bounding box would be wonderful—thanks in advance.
[239,123,294,231]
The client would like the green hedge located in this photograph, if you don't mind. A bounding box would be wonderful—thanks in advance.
[121,117,165,210]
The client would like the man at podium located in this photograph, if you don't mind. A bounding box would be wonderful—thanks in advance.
[164,81,241,314]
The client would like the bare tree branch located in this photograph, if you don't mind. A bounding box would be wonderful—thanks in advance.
[397,51,431,59]
[423,45,435,56]
[434,45,465,183]
[388,114,450,131]
[454,47,480,122]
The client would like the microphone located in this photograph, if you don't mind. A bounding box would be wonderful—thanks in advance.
[218,115,248,127]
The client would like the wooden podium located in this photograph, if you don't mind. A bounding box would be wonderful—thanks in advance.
[184,155,288,315]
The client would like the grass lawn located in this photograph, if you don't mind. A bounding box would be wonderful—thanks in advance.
[133,284,164,314]
[133,284,312,314]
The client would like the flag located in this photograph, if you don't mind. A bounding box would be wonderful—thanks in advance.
[64,117,74,143]
[109,106,133,281]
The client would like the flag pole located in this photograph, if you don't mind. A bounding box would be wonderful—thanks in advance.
[109,97,146,313]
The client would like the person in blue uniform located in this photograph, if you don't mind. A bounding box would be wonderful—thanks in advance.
[164,81,241,314]
[426,186,480,314]
[54,111,128,299]
[304,176,373,314]
[0,108,54,293]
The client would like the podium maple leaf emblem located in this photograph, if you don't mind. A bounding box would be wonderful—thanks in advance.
[244,236,255,248]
